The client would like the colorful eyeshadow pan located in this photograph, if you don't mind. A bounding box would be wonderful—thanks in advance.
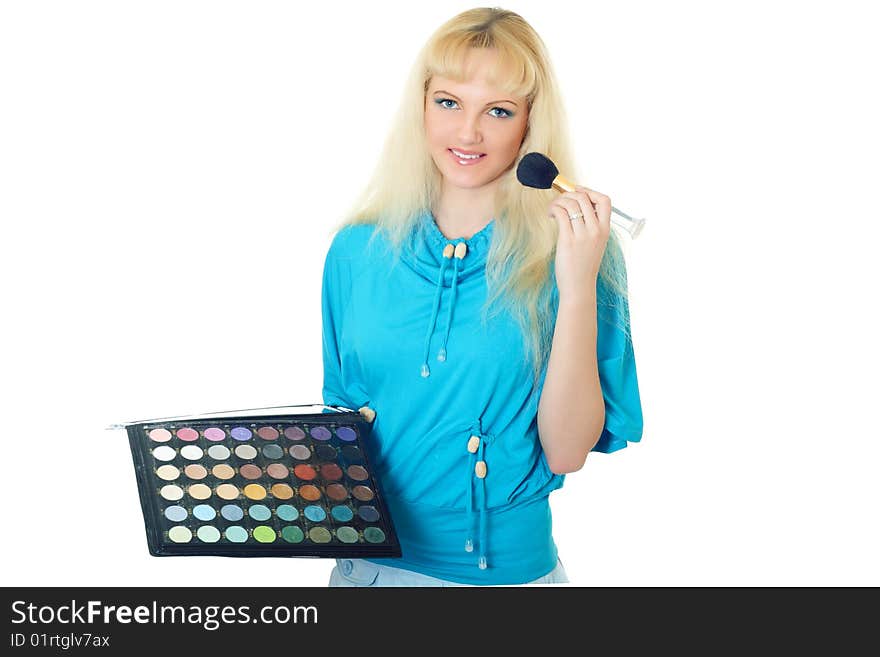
[231,427,252,441]
[180,445,203,460]
[152,446,176,462]
[239,464,262,480]
[299,485,321,501]
[216,484,239,500]
[326,483,348,501]
[364,527,386,543]
[127,412,399,557]
[262,444,284,459]
[253,526,275,543]
[234,445,258,460]
[221,505,244,521]
[358,506,380,522]
[352,485,374,501]
[289,445,311,461]
[212,464,235,480]
[207,445,230,460]
[266,463,289,479]
[277,505,299,521]
[309,527,331,543]
[164,506,187,522]
[304,505,326,522]
[184,464,207,480]
[225,526,248,543]
[257,426,279,441]
[248,505,271,521]
[342,446,363,463]
[197,526,221,543]
[160,485,183,501]
[193,504,216,521]
[336,526,359,543]
[149,428,172,443]
[320,463,343,480]
[293,465,316,481]
[156,465,180,481]
[270,483,294,500]
[281,526,304,543]
[188,484,212,500]
[176,428,199,442]
[347,465,369,481]
[243,484,267,500]
[331,505,354,522]
[168,526,192,543]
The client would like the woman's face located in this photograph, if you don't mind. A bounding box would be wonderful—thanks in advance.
[424,49,529,193]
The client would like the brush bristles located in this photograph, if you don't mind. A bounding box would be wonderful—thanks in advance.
[516,152,558,189]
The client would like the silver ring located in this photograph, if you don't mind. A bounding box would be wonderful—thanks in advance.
[568,212,583,221]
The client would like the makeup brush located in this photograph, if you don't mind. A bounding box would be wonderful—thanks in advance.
[516,152,646,239]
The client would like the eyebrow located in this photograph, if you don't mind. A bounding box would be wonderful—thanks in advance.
[433,90,518,107]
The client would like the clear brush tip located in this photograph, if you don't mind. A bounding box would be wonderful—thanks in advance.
[611,206,647,239]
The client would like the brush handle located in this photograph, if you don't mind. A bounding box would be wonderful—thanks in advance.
[552,176,646,239]
[609,206,646,239]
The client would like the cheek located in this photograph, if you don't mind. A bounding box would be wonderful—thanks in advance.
[510,117,528,145]
[424,109,449,143]
[497,123,527,154]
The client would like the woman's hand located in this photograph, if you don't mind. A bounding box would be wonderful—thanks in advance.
[547,185,612,303]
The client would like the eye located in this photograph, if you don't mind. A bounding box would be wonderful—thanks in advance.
[434,98,514,118]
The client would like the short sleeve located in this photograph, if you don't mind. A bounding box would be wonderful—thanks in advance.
[591,270,644,453]
[320,228,363,411]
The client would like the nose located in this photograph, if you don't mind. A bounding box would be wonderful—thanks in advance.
[457,112,483,145]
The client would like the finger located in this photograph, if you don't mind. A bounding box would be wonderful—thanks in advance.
[551,198,587,235]
[560,191,598,234]
[574,186,611,228]
[548,204,575,241]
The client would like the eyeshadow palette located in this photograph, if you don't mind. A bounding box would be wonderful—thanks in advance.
[125,405,401,558]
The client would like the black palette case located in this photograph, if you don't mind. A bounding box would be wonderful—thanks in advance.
[125,405,401,558]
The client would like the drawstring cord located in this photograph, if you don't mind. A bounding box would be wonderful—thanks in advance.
[420,241,468,375]
[420,244,453,377]
[465,445,476,554]
[477,435,488,570]
[465,420,491,570]
[437,242,466,362]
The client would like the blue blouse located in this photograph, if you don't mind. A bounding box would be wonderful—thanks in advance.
[320,210,643,584]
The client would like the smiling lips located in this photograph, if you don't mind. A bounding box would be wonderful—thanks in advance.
[449,148,486,165]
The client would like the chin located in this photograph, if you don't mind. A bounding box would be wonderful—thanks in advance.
[450,179,493,191]
[438,166,493,188]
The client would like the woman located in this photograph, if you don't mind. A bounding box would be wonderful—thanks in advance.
[321,7,643,586]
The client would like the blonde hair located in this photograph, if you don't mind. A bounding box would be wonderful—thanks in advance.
[332,7,631,383]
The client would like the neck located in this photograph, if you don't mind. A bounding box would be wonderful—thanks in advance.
[433,181,497,240]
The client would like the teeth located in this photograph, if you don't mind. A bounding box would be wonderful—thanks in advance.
[452,149,483,160]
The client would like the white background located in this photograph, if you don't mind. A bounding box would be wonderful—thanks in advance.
[2,0,878,587]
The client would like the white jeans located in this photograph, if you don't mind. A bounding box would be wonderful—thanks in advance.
[329,557,569,587]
